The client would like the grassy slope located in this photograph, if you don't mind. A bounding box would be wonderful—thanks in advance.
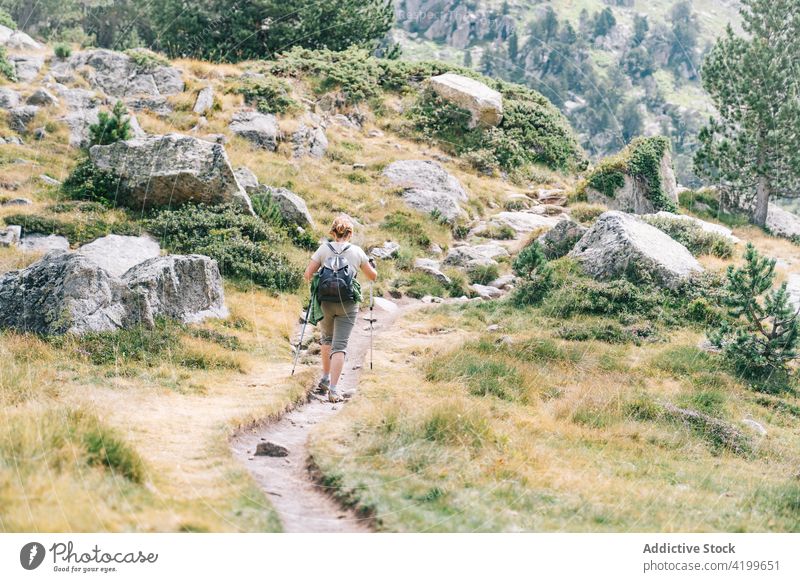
[0,50,558,531]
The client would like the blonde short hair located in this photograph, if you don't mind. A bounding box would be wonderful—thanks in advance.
[330,214,354,239]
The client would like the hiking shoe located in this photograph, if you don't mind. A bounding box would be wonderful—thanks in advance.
[316,377,330,394]
[328,386,344,403]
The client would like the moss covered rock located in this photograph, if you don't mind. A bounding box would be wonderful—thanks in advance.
[578,137,678,214]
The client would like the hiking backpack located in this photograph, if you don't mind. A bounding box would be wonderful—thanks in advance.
[317,242,356,303]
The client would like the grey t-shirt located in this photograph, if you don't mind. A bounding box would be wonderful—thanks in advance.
[312,241,369,274]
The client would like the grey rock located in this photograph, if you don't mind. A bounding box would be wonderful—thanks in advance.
[444,243,509,268]
[383,159,467,201]
[370,241,400,260]
[10,55,44,83]
[471,284,504,300]
[69,49,184,98]
[0,135,22,145]
[255,441,289,457]
[741,418,767,437]
[585,145,678,214]
[32,127,46,140]
[77,234,161,277]
[255,185,314,227]
[383,159,469,223]
[234,166,259,193]
[123,255,229,325]
[19,234,70,253]
[27,89,58,107]
[1,197,32,206]
[485,212,564,237]
[413,258,450,284]
[487,274,516,290]
[0,88,20,109]
[292,124,328,158]
[569,211,703,289]
[89,133,253,213]
[651,211,739,242]
[537,188,568,206]
[229,110,279,150]
[787,274,800,311]
[0,225,21,247]
[128,114,147,138]
[538,219,588,259]
[0,25,42,50]
[428,73,503,128]
[125,96,172,116]
[766,204,800,240]
[7,105,39,132]
[0,251,226,335]
[38,174,60,186]
[62,108,100,148]
[193,86,214,115]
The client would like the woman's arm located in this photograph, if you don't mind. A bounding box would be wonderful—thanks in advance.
[361,259,378,282]
[304,259,321,283]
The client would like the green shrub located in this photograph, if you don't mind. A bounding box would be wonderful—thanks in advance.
[511,241,553,306]
[710,243,798,385]
[0,9,16,29]
[250,189,317,250]
[124,48,169,71]
[577,137,677,212]
[543,277,663,319]
[54,43,72,59]
[89,101,132,146]
[234,76,298,114]
[556,320,649,344]
[381,211,432,248]
[0,47,15,82]
[147,204,302,291]
[62,159,121,206]
[468,263,499,286]
[3,211,139,246]
[643,215,734,258]
[568,202,606,224]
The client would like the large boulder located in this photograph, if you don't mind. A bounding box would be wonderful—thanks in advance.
[444,243,509,268]
[0,251,227,335]
[569,211,703,289]
[537,219,588,259]
[766,204,800,240]
[0,25,42,50]
[428,73,503,128]
[9,55,44,83]
[53,85,102,148]
[77,235,161,277]
[253,185,314,228]
[89,133,253,212]
[650,211,740,242]
[7,105,39,132]
[485,212,564,237]
[0,88,20,109]
[193,86,214,115]
[27,89,58,107]
[234,166,259,193]
[292,124,328,158]
[229,110,279,151]
[414,258,450,284]
[383,160,468,223]
[124,255,229,325]
[68,49,184,98]
[582,137,678,215]
[19,234,70,252]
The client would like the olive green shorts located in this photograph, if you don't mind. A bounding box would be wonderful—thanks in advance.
[319,300,359,355]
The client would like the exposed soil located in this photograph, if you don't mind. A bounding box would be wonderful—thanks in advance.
[230,297,403,533]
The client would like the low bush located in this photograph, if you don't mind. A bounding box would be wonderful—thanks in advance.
[511,242,553,307]
[0,47,15,82]
[62,159,121,206]
[381,211,433,248]
[568,202,606,224]
[124,48,169,71]
[556,320,649,344]
[54,43,72,59]
[250,189,317,250]
[146,204,302,291]
[0,8,16,29]
[467,263,499,286]
[3,210,139,246]
[643,215,734,258]
[234,76,298,115]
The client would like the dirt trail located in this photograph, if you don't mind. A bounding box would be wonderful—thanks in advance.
[230,297,404,533]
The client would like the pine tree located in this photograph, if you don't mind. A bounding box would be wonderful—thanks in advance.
[710,243,799,382]
[694,0,800,226]
[507,31,519,62]
[89,101,132,147]
[463,50,473,68]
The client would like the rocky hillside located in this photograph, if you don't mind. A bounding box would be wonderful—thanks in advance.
[1,28,799,532]
[393,0,743,186]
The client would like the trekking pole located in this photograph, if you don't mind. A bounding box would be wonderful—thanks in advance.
[292,299,313,376]
[369,282,374,370]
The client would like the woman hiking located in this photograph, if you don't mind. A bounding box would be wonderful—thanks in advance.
[303,215,378,402]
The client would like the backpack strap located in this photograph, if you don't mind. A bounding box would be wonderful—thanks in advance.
[326,242,351,255]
